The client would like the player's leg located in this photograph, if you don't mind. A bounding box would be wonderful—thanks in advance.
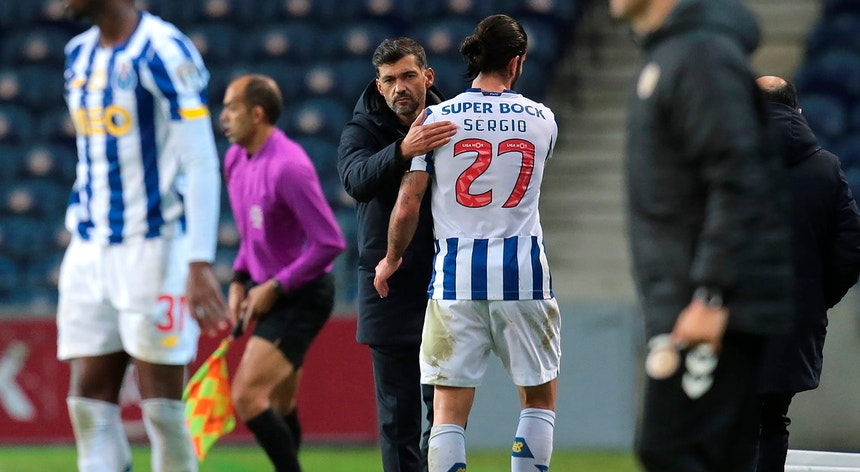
[369,343,425,472]
[421,299,492,472]
[272,367,303,450]
[489,299,561,472]
[58,237,133,472]
[115,236,200,472]
[756,392,794,472]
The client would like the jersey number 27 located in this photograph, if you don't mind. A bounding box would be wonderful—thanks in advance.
[455,138,535,209]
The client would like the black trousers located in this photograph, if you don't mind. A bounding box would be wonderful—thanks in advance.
[370,344,434,472]
[637,332,765,472]
[756,392,794,472]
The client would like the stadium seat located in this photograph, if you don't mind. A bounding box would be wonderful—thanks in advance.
[241,22,321,63]
[275,0,340,25]
[433,0,512,20]
[0,144,22,183]
[195,0,233,23]
[297,62,338,98]
[1,179,68,220]
[798,93,848,141]
[253,60,305,103]
[795,50,860,100]
[143,0,200,27]
[0,68,27,107]
[0,255,18,294]
[19,64,65,110]
[294,136,344,207]
[17,143,76,184]
[427,55,469,98]
[212,248,238,290]
[0,104,35,143]
[217,212,239,249]
[0,216,51,262]
[333,58,378,105]
[832,135,860,171]
[186,22,238,67]
[285,97,350,142]
[24,252,63,290]
[805,14,860,57]
[1,27,68,65]
[823,0,860,16]
[521,17,562,63]
[38,106,77,144]
[516,0,579,23]
[408,19,476,58]
[329,21,397,60]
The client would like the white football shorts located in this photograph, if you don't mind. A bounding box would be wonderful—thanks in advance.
[57,235,200,365]
[420,298,562,387]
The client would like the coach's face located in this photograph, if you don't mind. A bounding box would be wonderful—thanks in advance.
[376,55,434,124]
[220,80,255,148]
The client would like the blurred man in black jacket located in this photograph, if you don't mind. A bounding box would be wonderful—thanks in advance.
[610,0,795,470]
[755,75,860,472]
[337,38,456,472]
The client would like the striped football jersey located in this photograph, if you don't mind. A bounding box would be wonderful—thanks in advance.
[411,88,558,300]
[63,11,216,244]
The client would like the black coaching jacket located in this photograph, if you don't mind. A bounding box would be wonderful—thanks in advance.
[625,0,794,336]
[758,102,860,393]
[337,80,443,345]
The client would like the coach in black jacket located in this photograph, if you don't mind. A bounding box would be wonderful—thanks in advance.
[611,0,794,470]
[756,76,860,472]
[337,38,456,472]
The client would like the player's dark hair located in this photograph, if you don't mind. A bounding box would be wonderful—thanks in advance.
[760,78,798,108]
[372,37,428,73]
[243,75,282,125]
[460,14,527,80]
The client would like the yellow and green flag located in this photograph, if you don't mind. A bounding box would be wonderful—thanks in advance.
[183,336,237,461]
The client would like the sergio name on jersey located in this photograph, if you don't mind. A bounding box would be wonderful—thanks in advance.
[63,12,220,259]
[412,89,558,301]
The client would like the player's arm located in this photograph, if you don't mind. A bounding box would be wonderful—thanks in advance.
[374,170,429,297]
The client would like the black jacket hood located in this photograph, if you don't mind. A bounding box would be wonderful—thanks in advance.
[766,102,822,168]
[642,0,761,54]
[352,78,445,123]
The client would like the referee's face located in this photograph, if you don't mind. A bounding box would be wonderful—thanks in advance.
[376,55,432,123]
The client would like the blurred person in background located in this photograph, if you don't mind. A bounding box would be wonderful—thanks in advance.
[755,75,860,472]
[337,37,456,472]
[221,74,345,472]
[610,0,794,470]
[374,14,561,472]
[58,0,228,471]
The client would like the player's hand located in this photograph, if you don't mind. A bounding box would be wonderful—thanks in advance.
[670,299,729,352]
[187,261,230,337]
[227,281,247,328]
[398,110,456,159]
[242,279,281,325]
[374,256,402,298]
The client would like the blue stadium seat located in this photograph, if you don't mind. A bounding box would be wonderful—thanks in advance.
[17,143,76,184]
[433,0,513,20]
[329,21,397,60]
[0,67,28,107]
[6,286,59,313]
[1,179,68,220]
[19,64,65,109]
[24,252,63,290]
[795,50,860,100]
[186,22,238,67]
[254,60,305,103]
[516,0,579,23]
[285,97,350,142]
[521,18,561,64]
[831,135,860,170]
[242,22,321,63]
[217,212,239,249]
[514,57,551,100]
[427,55,469,98]
[297,62,338,99]
[38,106,77,144]
[212,248,238,290]
[333,58,378,105]
[0,144,22,183]
[0,255,18,293]
[143,0,200,27]
[274,0,340,24]
[0,216,52,262]
[805,14,860,57]
[195,0,234,23]
[0,104,35,143]
[408,19,475,58]
[1,27,68,65]
[824,0,860,16]
[294,136,344,207]
[798,93,848,141]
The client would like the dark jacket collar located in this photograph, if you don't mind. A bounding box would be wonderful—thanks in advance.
[766,102,822,167]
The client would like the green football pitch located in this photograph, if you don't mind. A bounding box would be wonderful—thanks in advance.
[0,445,642,471]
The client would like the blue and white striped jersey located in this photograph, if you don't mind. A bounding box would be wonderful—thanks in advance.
[63,11,220,260]
[412,88,558,300]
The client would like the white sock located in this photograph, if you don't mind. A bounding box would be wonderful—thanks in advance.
[67,397,132,472]
[428,424,467,472]
[141,398,198,472]
[511,408,555,472]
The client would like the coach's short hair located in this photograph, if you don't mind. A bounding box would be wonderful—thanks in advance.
[242,75,283,125]
[461,14,527,80]
[372,37,428,73]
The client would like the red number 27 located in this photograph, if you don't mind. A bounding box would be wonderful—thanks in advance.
[454,138,535,208]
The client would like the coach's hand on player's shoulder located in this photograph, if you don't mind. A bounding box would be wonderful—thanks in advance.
[398,109,456,160]
[187,261,230,337]
[374,256,402,298]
